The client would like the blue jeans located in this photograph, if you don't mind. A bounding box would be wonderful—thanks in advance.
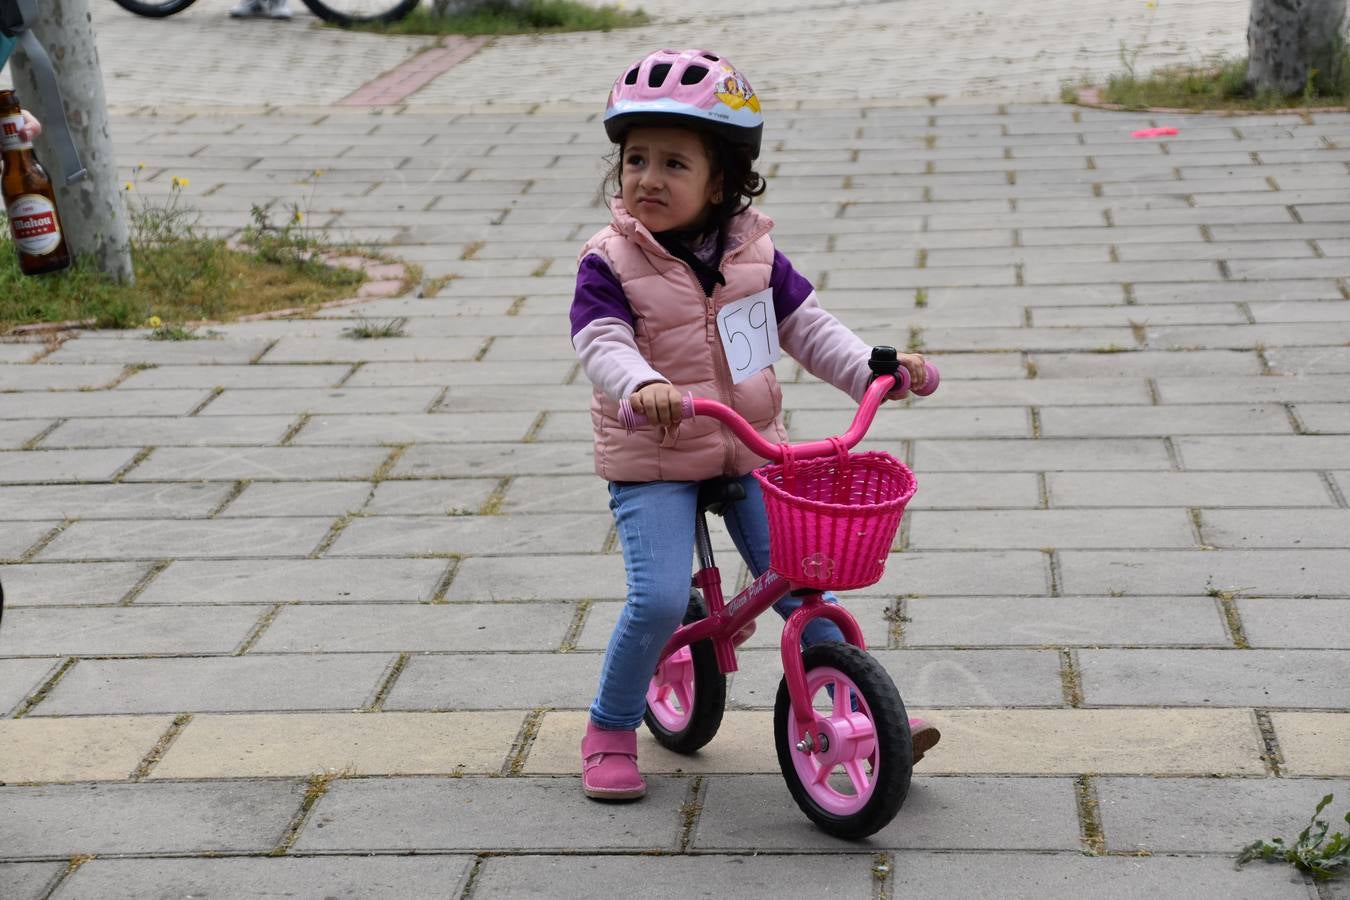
[590,474,845,730]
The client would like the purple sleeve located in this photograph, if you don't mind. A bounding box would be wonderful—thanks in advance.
[570,254,634,338]
[771,250,816,322]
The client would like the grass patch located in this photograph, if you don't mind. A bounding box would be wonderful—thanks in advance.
[1068,52,1350,111]
[347,0,647,36]
[343,316,408,339]
[1,178,375,334]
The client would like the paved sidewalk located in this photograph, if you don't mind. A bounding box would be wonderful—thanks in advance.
[2,1,1350,898]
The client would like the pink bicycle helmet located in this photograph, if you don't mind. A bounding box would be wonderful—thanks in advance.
[604,49,764,159]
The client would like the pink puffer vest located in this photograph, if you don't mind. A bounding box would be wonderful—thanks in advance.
[582,201,789,483]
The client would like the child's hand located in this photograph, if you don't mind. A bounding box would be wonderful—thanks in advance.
[887,353,928,399]
[630,382,684,426]
[18,111,41,143]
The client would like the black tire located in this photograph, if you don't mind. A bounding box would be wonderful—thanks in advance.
[109,0,199,17]
[299,0,421,25]
[643,590,726,754]
[774,642,912,840]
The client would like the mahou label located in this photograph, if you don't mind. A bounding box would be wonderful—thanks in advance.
[7,194,63,256]
[0,113,30,151]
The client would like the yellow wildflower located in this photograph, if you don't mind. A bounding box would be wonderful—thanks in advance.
[171,176,190,188]
[147,316,162,328]
[124,182,134,192]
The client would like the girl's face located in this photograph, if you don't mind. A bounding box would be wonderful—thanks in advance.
[620,126,720,234]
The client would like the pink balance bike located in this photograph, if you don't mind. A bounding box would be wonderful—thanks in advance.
[618,346,939,840]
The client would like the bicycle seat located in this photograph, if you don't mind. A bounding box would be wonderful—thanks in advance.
[697,477,746,517]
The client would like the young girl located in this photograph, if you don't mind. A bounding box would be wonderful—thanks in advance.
[571,48,939,801]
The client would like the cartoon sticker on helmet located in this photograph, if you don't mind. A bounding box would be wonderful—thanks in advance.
[714,69,761,113]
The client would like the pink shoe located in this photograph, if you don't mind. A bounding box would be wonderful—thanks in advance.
[581,721,646,801]
[909,717,941,764]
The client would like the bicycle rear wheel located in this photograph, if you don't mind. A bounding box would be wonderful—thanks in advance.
[109,0,199,17]
[644,591,726,754]
[300,0,420,24]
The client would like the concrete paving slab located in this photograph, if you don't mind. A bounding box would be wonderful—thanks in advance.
[1046,471,1336,508]
[0,658,60,715]
[382,652,597,711]
[199,386,446,416]
[291,412,536,445]
[472,853,872,899]
[38,339,274,366]
[1097,776,1350,853]
[728,649,1064,709]
[36,517,336,561]
[363,478,499,516]
[0,561,153,606]
[326,513,611,557]
[880,852,1309,899]
[695,774,1080,850]
[0,449,141,484]
[0,780,304,858]
[0,715,171,782]
[31,654,396,716]
[1038,404,1294,437]
[0,483,234,520]
[0,863,61,900]
[136,558,448,605]
[121,447,390,483]
[872,550,1050,595]
[1078,649,1350,708]
[1269,712,1350,775]
[904,596,1230,647]
[0,365,124,391]
[1157,375,1350,405]
[249,602,574,653]
[294,776,684,852]
[793,406,1029,440]
[38,415,297,449]
[1177,436,1350,471]
[913,438,1171,472]
[342,359,576,388]
[0,606,261,656]
[1238,598,1350,649]
[393,441,597,478]
[54,856,473,900]
[0,521,58,560]
[919,377,1151,407]
[907,508,1196,550]
[151,711,526,779]
[0,420,50,451]
[906,472,1042,509]
[1200,509,1350,549]
[444,554,627,602]
[1060,549,1350,596]
[115,363,350,389]
[259,337,485,364]
[217,480,373,518]
[1030,349,1263,379]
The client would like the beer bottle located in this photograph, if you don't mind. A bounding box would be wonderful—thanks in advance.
[1,89,71,276]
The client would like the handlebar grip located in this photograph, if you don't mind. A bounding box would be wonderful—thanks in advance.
[912,362,940,397]
[618,392,697,434]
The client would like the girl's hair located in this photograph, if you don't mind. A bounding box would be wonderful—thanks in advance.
[602,124,766,231]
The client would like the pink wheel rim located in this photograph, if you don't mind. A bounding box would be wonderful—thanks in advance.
[788,665,880,816]
[647,646,695,731]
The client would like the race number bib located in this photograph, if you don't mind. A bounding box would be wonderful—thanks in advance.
[716,288,781,384]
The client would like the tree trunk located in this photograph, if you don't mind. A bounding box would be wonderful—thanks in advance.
[10,0,134,282]
[1247,0,1348,96]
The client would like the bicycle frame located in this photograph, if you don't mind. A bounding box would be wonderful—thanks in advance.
[655,547,867,740]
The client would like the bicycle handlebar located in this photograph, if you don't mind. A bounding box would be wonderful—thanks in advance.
[618,359,940,464]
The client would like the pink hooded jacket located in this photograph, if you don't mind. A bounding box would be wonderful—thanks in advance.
[572,200,876,483]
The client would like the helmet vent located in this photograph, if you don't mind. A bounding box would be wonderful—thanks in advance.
[649,63,672,88]
[681,65,709,85]
[624,67,639,85]
[702,53,720,61]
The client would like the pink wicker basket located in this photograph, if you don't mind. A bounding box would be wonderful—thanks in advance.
[754,449,917,591]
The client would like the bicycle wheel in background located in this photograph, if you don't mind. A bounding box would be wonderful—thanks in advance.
[644,591,727,754]
[300,0,420,25]
[108,0,200,16]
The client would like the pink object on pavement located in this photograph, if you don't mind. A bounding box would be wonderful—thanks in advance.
[1132,127,1179,138]
[581,721,646,801]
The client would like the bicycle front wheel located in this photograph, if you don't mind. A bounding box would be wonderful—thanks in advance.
[300,0,420,24]
[109,0,199,17]
[774,642,912,840]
